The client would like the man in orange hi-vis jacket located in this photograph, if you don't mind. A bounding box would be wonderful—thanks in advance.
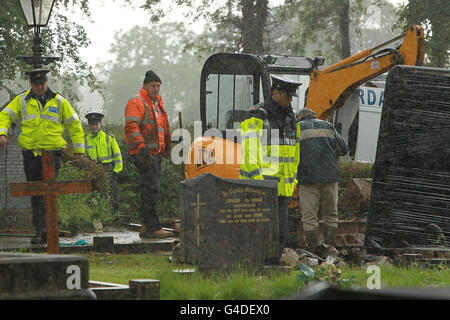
[125,70,172,238]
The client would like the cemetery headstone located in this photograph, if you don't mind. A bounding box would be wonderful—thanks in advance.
[179,173,279,269]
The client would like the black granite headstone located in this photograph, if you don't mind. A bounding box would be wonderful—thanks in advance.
[179,173,279,269]
[93,236,114,252]
[365,66,450,250]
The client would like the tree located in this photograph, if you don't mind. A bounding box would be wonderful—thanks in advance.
[280,0,412,65]
[240,0,269,54]
[140,0,273,54]
[351,0,401,51]
[338,0,352,59]
[282,0,370,62]
[0,0,103,106]
[0,0,31,100]
[98,22,203,126]
[283,0,373,62]
[397,0,450,68]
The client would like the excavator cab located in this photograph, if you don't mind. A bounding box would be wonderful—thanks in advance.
[185,53,317,179]
[200,53,316,134]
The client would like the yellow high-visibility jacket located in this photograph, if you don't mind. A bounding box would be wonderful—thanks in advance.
[240,98,300,197]
[0,89,85,154]
[85,130,123,173]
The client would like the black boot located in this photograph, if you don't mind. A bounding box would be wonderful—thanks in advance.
[31,230,47,245]
[324,225,337,246]
[304,230,320,254]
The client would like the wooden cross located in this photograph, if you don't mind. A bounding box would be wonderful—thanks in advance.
[191,193,206,247]
[9,151,92,254]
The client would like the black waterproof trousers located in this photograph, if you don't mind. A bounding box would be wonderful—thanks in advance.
[132,153,162,232]
[278,196,289,255]
[103,163,120,213]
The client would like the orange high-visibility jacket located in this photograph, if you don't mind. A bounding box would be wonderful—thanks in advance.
[124,88,171,155]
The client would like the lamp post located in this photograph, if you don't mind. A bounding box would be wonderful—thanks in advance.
[13,0,64,254]
[16,0,59,70]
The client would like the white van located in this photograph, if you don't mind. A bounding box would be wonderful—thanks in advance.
[334,76,386,163]
[355,83,385,163]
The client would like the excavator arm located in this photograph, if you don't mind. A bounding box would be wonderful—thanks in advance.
[306,25,425,120]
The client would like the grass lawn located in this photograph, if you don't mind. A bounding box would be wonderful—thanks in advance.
[87,253,450,300]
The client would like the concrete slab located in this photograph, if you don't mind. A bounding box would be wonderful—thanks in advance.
[89,279,160,300]
[0,228,179,254]
[0,252,94,299]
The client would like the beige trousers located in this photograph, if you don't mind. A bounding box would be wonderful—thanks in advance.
[299,182,339,232]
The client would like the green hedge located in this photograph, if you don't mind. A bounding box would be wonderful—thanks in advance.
[57,163,115,233]
[338,159,373,188]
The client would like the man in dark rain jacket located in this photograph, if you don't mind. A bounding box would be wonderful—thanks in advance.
[297,107,348,253]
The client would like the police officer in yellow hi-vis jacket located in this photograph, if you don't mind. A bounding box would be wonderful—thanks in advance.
[0,69,85,244]
[85,111,123,215]
[240,75,302,257]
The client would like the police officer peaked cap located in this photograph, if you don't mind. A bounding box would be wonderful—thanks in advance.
[26,69,49,84]
[271,75,302,97]
[85,112,104,123]
[144,70,162,84]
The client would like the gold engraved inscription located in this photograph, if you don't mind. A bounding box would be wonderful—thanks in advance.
[219,187,272,224]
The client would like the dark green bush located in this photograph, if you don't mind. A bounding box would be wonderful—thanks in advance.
[57,163,115,233]
[338,159,373,220]
[338,159,373,188]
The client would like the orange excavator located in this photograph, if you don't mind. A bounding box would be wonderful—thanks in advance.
[183,25,424,182]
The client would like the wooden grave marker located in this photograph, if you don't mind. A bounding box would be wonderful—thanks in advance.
[9,151,92,254]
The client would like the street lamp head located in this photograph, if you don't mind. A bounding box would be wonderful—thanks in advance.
[16,0,59,70]
[19,0,56,28]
